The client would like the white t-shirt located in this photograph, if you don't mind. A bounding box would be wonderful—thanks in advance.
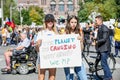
[17,38,30,48]
[94,30,98,39]
[36,29,56,53]
[36,29,55,41]
[7,32,11,38]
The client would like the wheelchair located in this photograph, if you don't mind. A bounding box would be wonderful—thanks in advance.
[10,45,38,75]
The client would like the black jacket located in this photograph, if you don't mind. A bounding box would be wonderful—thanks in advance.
[96,24,111,52]
[83,27,92,40]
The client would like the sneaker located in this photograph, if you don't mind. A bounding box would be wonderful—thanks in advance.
[1,68,11,72]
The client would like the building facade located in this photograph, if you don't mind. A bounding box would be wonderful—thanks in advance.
[17,0,39,9]
[17,0,80,20]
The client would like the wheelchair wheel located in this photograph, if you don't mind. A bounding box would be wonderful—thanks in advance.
[17,64,29,75]
[11,69,17,75]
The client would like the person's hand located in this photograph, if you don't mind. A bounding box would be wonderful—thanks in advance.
[77,36,82,40]
[77,36,83,42]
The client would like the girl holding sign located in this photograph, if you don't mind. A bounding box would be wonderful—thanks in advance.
[36,14,58,80]
[64,15,88,80]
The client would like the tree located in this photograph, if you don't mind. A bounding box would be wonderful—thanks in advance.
[102,0,117,20]
[115,0,120,5]
[29,6,44,25]
[12,10,20,25]
[115,0,120,18]
[78,0,118,22]
[3,0,16,19]
[21,9,32,25]
[0,0,16,26]
[13,6,44,25]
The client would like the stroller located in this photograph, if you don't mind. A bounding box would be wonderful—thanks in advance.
[1,45,38,75]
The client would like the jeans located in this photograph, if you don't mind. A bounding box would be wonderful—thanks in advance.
[6,38,11,44]
[109,36,113,46]
[101,51,112,80]
[115,41,120,56]
[64,63,87,80]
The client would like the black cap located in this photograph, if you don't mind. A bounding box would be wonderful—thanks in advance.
[45,14,55,22]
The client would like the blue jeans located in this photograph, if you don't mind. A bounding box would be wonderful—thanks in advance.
[64,63,87,80]
[115,41,120,56]
[6,38,11,44]
[109,36,113,46]
[101,51,112,80]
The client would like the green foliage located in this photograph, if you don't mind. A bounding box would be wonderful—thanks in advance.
[102,0,117,20]
[3,0,16,19]
[115,0,120,5]
[115,0,120,17]
[12,10,20,25]
[12,6,44,25]
[2,0,44,25]
[21,9,32,25]
[29,6,44,25]
[117,5,120,17]
[93,0,104,3]
[84,0,94,2]
[78,0,118,22]
[78,7,89,22]
[78,1,96,22]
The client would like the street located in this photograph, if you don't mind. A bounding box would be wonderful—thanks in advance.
[0,45,120,80]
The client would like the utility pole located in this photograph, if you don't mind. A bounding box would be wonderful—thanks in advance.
[18,6,23,27]
[10,4,12,21]
[1,0,4,27]
[20,7,22,26]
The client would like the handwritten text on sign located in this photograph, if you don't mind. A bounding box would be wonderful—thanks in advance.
[39,34,82,69]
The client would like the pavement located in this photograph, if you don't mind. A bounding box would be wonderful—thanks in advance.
[0,45,120,80]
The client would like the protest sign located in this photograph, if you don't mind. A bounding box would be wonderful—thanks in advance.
[39,34,82,69]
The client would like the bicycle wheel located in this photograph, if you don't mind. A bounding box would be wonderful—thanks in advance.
[95,55,116,79]
[86,43,91,56]
[83,44,90,57]
[108,54,116,73]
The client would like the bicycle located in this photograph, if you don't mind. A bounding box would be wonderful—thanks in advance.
[83,39,91,57]
[82,51,116,80]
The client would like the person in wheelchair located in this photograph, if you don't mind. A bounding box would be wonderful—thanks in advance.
[1,33,30,72]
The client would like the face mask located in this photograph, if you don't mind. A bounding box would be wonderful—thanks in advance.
[118,23,120,28]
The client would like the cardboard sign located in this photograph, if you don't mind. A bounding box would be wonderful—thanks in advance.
[39,34,82,69]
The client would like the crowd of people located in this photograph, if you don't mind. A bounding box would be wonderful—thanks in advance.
[0,14,120,80]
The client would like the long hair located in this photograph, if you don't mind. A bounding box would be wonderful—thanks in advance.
[43,20,58,34]
[65,15,80,34]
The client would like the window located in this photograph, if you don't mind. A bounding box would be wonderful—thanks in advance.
[44,0,46,5]
[67,4,73,11]
[59,1,64,12]
[50,4,56,11]
[59,4,64,12]
[41,0,46,5]
[50,1,56,11]
[67,0,73,11]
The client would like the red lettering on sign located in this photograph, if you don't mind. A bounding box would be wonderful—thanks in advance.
[50,44,76,51]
